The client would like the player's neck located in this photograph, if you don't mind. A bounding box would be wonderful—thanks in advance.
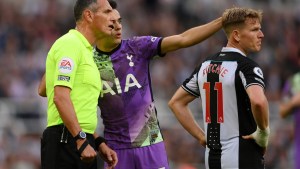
[97,41,118,53]
[226,42,247,56]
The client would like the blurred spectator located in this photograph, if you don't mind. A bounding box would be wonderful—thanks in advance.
[278,72,300,169]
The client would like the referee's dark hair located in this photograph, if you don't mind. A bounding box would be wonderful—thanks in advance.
[108,0,117,9]
[74,0,97,22]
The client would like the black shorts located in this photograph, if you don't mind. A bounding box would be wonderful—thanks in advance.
[41,125,97,169]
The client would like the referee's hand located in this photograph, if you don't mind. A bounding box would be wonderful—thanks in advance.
[77,139,97,163]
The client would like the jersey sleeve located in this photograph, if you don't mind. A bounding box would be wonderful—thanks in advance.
[239,59,265,89]
[132,36,163,59]
[181,65,201,97]
[52,42,81,89]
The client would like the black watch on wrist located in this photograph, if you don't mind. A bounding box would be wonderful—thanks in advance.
[74,131,86,141]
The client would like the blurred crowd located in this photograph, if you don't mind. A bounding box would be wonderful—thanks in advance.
[0,0,300,168]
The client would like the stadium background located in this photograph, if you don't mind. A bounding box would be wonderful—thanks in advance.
[0,0,299,168]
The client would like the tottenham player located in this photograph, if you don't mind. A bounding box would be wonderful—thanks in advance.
[93,1,222,169]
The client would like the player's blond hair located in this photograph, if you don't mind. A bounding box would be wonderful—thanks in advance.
[222,7,263,37]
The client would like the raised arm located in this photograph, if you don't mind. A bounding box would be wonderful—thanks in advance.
[168,87,206,147]
[161,17,222,54]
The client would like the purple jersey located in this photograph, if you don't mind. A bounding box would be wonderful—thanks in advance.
[93,36,164,149]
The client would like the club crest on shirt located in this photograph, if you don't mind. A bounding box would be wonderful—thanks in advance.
[253,67,264,79]
[59,57,74,74]
[126,53,134,67]
[151,36,157,42]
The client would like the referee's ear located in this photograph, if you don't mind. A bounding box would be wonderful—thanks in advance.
[83,9,94,23]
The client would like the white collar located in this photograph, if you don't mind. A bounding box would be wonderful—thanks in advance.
[221,47,246,57]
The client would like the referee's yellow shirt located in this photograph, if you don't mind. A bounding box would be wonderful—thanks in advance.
[46,29,102,134]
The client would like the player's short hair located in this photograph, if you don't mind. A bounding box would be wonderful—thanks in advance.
[222,7,263,36]
[108,0,117,9]
[74,0,98,22]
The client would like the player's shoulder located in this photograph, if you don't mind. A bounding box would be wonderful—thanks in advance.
[205,52,221,61]
[200,52,222,65]
[122,36,161,51]
[222,52,259,66]
[129,36,161,43]
[238,55,260,68]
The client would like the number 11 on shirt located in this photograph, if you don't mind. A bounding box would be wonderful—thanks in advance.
[203,82,224,123]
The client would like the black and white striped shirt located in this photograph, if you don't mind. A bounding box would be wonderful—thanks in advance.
[182,47,265,169]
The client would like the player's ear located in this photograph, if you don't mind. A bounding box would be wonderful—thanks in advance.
[232,30,240,42]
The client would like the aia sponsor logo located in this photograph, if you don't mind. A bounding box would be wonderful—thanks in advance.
[100,73,141,97]
[59,57,74,74]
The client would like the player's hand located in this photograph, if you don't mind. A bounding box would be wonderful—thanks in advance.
[242,127,270,154]
[77,139,97,163]
[98,143,118,168]
[198,134,206,147]
[243,134,267,154]
[279,103,290,118]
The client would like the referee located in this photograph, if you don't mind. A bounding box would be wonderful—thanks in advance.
[40,0,117,169]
